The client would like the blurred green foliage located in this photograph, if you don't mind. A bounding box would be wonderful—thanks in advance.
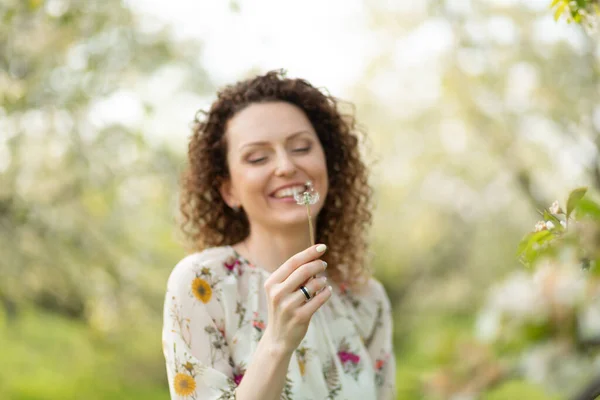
[1,0,211,398]
[0,307,167,399]
[552,0,599,24]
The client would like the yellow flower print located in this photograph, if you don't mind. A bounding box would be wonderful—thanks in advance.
[298,359,306,376]
[174,372,196,396]
[191,277,212,303]
[296,346,309,376]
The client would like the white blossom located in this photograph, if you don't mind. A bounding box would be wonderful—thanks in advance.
[534,221,547,232]
[549,200,562,214]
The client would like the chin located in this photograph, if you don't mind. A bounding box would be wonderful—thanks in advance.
[273,206,322,226]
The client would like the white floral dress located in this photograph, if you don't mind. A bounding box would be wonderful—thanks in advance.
[162,246,396,400]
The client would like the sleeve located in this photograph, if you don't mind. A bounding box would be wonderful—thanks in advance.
[162,254,238,400]
[366,279,397,400]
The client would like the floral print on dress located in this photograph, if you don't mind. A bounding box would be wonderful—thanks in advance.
[172,347,206,399]
[364,302,383,348]
[295,345,312,377]
[323,356,342,399]
[173,370,196,397]
[167,296,211,399]
[337,337,362,380]
[214,383,237,400]
[374,353,391,387]
[232,361,246,386]
[251,311,266,341]
[339,282,361,309]
[235,301,247,329]
[191,276,212,303]
[162,247,396,400]
[281,375,294,400]
[190,266,222,304]
[223,255,243,276]
[204,324,229,366]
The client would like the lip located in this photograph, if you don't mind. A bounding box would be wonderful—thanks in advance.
[269,182,309,197]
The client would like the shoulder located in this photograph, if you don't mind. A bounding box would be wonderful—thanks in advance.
[359,277,393,310]
[336,276,393,315]
[166,246,240,290]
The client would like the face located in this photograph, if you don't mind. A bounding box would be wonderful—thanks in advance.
[220,101,329,231]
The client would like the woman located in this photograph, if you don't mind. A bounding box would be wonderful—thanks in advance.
[162,70,396,400]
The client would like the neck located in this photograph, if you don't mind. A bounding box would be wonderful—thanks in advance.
[242,222,315,273]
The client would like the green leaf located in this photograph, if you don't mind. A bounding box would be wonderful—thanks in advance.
[554,2,567,20]
[550,0,562,8]
[576,197,600,219]
[516,232,534,257]
[566,187,588,219]
[517,230,554,267]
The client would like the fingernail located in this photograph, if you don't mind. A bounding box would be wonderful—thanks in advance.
[322,261,328,269]
[316,244,327,253]
[328,285,333,292]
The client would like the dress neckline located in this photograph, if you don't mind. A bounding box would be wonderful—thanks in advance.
[226,245,273,277]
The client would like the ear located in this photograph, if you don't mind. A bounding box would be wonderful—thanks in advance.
[219,178,239,208]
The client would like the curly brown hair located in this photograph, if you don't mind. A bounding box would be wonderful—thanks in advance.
[179,70,373,291]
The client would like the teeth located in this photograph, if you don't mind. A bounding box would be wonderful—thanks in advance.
[273,185,306,199]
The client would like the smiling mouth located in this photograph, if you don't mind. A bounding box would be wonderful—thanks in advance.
[271,184,308,199]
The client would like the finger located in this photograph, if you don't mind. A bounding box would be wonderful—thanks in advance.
[296,284,333,321]
[268,244,327,284]
[289,276,328,307]
[282,259,327,293]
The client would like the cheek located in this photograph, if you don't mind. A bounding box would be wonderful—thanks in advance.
[314,150,328,180]
[232,166,269,196]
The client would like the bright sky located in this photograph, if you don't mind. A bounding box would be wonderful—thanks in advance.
[93,0,587,152]
[126,0,557,97]
[127,0,373,96]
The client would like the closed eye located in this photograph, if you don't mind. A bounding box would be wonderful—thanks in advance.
[292,146,311,153]
[248,157,267,164]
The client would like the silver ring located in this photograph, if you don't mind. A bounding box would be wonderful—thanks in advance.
[300,285,311,301]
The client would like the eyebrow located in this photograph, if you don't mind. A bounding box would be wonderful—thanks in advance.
[238,130,311,151]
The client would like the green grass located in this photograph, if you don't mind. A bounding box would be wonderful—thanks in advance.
[0,306,564,400]
[0,308,169,400]
[483,381,561,400]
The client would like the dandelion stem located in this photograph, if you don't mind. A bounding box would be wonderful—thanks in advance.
[306,203,315,246]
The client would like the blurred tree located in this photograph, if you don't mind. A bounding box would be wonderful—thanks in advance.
[352,0,599,398]
[0,0,212,328]
[356,0,600,319]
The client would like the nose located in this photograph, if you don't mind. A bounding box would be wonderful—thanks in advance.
[274,151,297,177]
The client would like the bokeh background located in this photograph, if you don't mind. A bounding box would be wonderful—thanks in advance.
[1,0,599,399]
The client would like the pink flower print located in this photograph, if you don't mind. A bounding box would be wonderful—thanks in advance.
[232,362,247,386]
[375,358,385,370]
[338,351,360,365]
[224,256,242,275]
[337,340,363,381]
[234,373,244,386]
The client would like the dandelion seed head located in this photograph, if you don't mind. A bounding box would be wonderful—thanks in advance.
[294,180,320,205]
